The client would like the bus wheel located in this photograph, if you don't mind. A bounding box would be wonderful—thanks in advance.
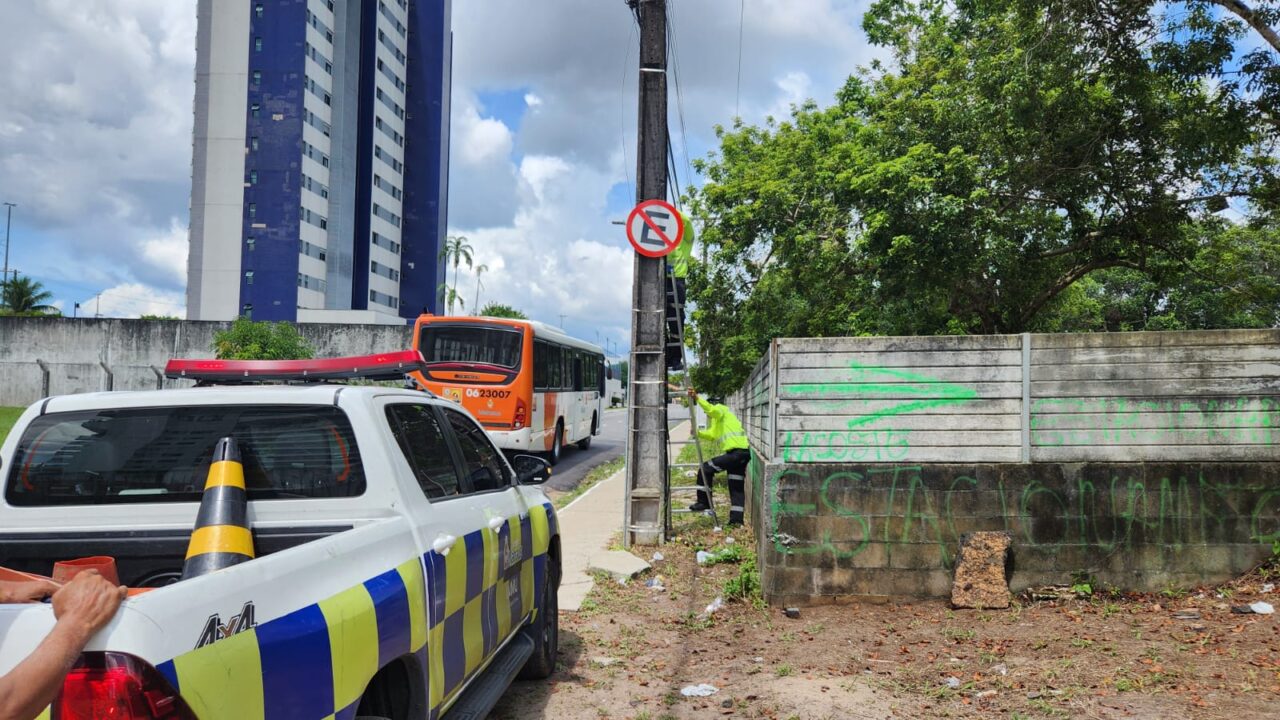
[548,420,564,465]
[577,414,595,450]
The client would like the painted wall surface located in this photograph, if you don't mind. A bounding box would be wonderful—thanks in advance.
[0,318,413,408]
[731,330,1280,603]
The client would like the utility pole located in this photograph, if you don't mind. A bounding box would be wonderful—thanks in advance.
[2,202,15,284]
[623,0,669,546]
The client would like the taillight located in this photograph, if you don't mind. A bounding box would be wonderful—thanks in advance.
[55,652,196,720]
[513,398,527,430]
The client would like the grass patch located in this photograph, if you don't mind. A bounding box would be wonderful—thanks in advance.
[554,455,626,510]
[0,407,23,445]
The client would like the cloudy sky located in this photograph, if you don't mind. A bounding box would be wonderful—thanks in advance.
[0,0,878,347]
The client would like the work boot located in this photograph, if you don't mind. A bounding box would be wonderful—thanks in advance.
[688,502,708,512]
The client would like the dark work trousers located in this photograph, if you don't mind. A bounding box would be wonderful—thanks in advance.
[664,272,687,371]
[697,448,750,524]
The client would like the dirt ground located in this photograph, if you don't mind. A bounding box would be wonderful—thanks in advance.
[492,515,1280,720]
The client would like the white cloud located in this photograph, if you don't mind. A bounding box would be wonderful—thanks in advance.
[524,93,543,108]
[138,218,189,288]
[0,0,195,303]
[80,283,185,319]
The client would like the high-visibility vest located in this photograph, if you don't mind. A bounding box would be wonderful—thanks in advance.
[695,396,749,453]
[670,211,695,279]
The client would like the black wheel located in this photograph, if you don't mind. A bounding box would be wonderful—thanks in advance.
[577,415,595,450]
[519,558,559,679]
[547,420,564,465]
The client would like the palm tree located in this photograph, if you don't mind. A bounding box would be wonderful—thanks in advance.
[437,282,465,315]
[1,275,56,315]
[472,263,489,312]
[438,235,473,314]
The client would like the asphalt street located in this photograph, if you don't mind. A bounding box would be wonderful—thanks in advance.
[544,402,690,492]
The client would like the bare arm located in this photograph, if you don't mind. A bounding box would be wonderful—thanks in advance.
[0,572,125,720]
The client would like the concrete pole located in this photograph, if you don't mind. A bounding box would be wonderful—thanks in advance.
[2,202,15,290]
[624,0,669,546]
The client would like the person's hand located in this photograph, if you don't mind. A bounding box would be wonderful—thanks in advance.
[686,387,697,399]
[51,571,126,640]
[0,579,61,604]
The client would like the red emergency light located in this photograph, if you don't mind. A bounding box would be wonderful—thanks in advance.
[164,351,428,384]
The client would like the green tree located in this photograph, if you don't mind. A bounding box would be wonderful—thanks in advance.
[213,317,314,360]
[139,314,180,321]
[438,235,473,314]
[686,0,1280,396]
[0,275,58,316]
[477,302,527,319]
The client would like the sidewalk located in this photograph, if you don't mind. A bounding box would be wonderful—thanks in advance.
[557,419,691,611]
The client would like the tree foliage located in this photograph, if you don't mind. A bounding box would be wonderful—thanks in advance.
[477,303,528,319]
[687,0,1280,396]
[0,275,58,316]
[213,317,314,360]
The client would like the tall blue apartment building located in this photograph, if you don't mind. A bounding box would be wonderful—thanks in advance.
[187,0,451,324]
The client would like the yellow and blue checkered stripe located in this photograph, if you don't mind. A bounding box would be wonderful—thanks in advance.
[151,502,557,720]
[423,502,557,715]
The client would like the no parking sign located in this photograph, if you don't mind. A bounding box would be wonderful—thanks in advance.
[625,199,684,258]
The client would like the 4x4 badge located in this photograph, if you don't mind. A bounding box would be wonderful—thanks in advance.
[195,601,256,649]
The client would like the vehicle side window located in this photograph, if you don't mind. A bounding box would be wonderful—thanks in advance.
[386,404,462,500]
[443,409,511,493]
[573,354,583,391]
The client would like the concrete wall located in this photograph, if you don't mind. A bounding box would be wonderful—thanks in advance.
[0,317,413,407]
[731,330,1280,603]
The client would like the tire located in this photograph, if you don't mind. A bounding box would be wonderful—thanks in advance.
[547,420,564,465]
[519,558,559,680]
[577,415,595,450]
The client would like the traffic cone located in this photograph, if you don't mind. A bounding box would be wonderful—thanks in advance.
[182,437,255,579]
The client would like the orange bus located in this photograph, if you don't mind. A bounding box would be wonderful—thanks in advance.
[409,315,608,464]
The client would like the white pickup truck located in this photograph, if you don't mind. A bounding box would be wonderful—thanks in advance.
[0,352,561,720]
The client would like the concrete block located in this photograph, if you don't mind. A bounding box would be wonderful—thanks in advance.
[888,543,946,570]
[834,541,888,570]
[586,551,650,581]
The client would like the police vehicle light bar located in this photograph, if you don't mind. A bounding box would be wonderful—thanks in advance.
[165,351,428,383]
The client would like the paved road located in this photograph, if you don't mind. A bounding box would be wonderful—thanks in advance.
[544,403,690,492]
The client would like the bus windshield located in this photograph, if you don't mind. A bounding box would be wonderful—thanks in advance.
[420,324,523,370]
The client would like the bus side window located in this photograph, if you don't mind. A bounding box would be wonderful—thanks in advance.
[573,354,583,391]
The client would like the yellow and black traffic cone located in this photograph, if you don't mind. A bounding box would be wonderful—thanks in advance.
[182,437,255,579]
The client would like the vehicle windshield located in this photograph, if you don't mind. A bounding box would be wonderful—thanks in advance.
[5,405,365,506]
[420,324,523,370]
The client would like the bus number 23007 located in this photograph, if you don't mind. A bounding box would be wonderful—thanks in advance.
[466,388,512,399]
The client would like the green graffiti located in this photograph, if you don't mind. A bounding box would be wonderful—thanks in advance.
[779,428,910,463]
[787,363,978,429]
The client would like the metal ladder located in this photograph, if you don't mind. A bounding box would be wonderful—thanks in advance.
[662,267,711,537]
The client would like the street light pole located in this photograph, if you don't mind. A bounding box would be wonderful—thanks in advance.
[3,202,15,283]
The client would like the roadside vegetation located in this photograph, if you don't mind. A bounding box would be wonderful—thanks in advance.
[0,406,22,445]
[686,0,1280,396]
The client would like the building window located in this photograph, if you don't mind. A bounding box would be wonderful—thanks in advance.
[249,170,258,185]
[372,231,401,255]
[251,103,260,118]
[245,271,254,286]
[248,203,256,220]
[252,70,262,84]
[246,237,256,252]
[255,4,264,18]
[254,37,262,52]
[250,136,259,151]
[242,304,253,319]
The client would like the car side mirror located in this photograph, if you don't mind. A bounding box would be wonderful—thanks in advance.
[511,454,552,485]
[606,366,613,380]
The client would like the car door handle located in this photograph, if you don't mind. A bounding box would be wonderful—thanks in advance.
[432,534,457,555]
[488,517,506,532]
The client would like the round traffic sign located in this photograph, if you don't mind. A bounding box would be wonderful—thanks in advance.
[625,199,685,258]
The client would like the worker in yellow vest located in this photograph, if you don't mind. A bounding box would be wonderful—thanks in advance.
[681,385,749,525]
